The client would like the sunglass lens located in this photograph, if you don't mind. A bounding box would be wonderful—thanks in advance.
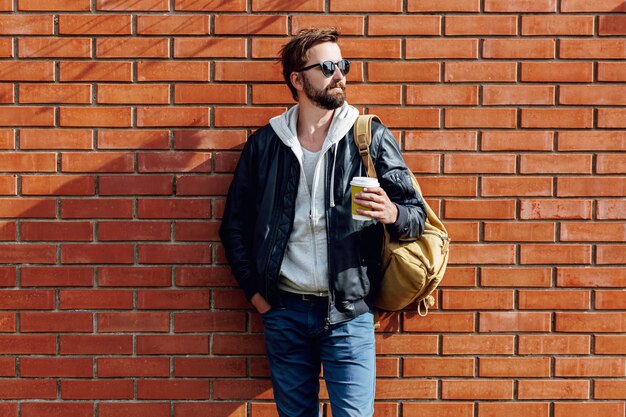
[320,61,335,77]
[338,59,350,76]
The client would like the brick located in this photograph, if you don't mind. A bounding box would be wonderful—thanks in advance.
[97,358,169,377]
[561,0,625,11]
[138,152,211,173]
[18,0,91,10]
[61,152,134,173]
[446,199,516,219]
[214,334,265,355]
[595,380,626,400]
[215,15,286,35]
[19,83,91,104]
[61,380,134,400]
[21,221,93,241]
[442,289,514,310]
[596,335,626,354]
[596,291,626,310]
[137,107,210,127]
[174,357,246,377]
[521,154,592,174]
[96,38,169,58]
[0,152,56,172]
[253,0,323,10]
[520,289,590,309]
[522,108,593,128]
[482,130,554,151]
[137,15,210,35]
[136,335,208,354]
[60,335,133,354]
[445,15,517,35]
[0,83,12,102]
[174,0,246,11]
[450,244,516,265]
[61,198,133,219]
[521,62,593,82]
[292,15,364,35]
[558,177,625,197]
[479,403,550,417]
[251,84,294,104]
[484,221,554,240]
[176,266,236,287]
[484,39,554,59]
[97,0,169,10]
[19,37,91,58]
[20,266,93,287]
[368,62,440,82]
[555,402,625,417]
[406,131,477,151]
[249,36,292,59]
[597,200,626,220]
[445,222,479,241]
[60,107,132,127]
[0,15,53,34]
[175,84,246,104]
[138,199,211,219]
[483,85,554,105]
[0,129,13,149]
[0,38,12,58]
[0,198,56,218]
[330,0,400,11]
[480,312,552,332]
[406,39,477,59]
[215,107,287,127]
[598,108,626,128]
[557,267,626,287]
[407,85,477,106]
[0,245,56,264]
[175,221,220,241]
[408,0,479,11]
[368,15,440,35]
[404,357,474,377]
[59,14,131,35]
[522,15,594,35]
[520,334,591,354]
[0,313,15,331]
[339,38,402,59]
[0,220,16,238]
[556,312,626,332]
[560,85,626,105]
[0,380,56,399]
[21,357,92,377]
[138,244,211,264]
[481,267,551,287]
[600,15,626,35]
[60,61,131,82]
[0,62,53,81]
[0,0,9,9]
[520,199,592,220]
[442,380,513,400]
[60,289,133,309]
[174,130,245,150]
[376,335,438,354]
[100,403,170,417]
[0,107,54,127]
[98,266,171,287]
[445,62,517,82]
[98,312,169,332]
[518,380,589,399]
[61,244,134,263]
[98,129,169,150]
[521,244,591,265]
[100,176,172,196]
[0,335,55,354]
[215,61,282,82]
[444,154,516,173]
[345,84,401,105]
[598,155,626,174]
[403,312,475,332]
[561,39,626,59]
[212,289,248,309]
[138,62,208,82]
[485,0,556,11]
[22,175,95,196]
[376,380,437,399]
[479,357,551,377]
[556,357,626,377]
[173,38,246,58]
[366,108,439,128]
[20,312,92,332]
[562,223,626,242]
[174,312,245,332]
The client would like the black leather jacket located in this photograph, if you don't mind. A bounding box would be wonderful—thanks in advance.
[219,120,426,325]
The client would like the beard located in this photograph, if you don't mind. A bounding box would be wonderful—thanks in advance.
[302,75,346,110]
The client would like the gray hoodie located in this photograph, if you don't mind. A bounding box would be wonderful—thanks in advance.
[269,102,359,295]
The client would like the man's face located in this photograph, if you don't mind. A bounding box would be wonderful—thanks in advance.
[299,42,346,110]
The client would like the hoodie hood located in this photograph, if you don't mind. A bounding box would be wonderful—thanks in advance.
[269,102,359,159]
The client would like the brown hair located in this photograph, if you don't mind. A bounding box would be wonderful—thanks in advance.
[279,27,340,101]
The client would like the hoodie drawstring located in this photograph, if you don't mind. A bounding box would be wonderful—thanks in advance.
[329,142,338,208]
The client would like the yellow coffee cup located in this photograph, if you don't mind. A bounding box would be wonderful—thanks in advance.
[350,176,379,221]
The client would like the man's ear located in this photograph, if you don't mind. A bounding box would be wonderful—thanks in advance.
[291,72,304,92]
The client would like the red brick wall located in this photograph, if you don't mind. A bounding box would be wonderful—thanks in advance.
[1,1,625,416]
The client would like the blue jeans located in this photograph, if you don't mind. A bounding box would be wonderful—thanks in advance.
[261,291,376,417]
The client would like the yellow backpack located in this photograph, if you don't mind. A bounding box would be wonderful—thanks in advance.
[353,115,450,316]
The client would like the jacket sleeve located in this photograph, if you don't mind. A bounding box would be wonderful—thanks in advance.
[372,123,427,241]
[218,138,259,301]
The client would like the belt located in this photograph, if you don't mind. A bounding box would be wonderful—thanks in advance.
[279,289,329,303]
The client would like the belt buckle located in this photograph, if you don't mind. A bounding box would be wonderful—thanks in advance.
[300,293,327,302]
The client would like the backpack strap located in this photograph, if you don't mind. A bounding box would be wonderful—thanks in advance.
[353,114,380,178]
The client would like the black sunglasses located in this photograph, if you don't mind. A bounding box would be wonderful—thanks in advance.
[296,59,351,78]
